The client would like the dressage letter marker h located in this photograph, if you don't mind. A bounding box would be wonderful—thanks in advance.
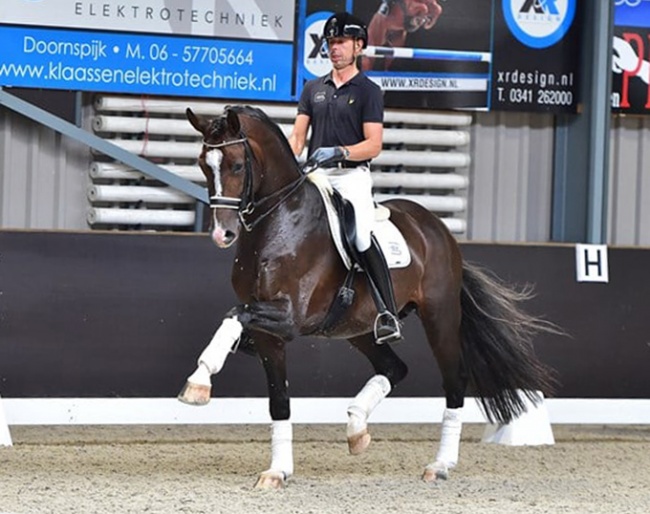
[575,244,609,283]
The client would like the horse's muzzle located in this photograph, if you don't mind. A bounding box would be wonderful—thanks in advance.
[211,225,238,248]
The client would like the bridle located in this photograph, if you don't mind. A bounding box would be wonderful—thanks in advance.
[202,133,308,232]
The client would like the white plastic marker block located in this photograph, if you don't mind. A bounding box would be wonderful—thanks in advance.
[482,390,554,446]
[0,394,13,447]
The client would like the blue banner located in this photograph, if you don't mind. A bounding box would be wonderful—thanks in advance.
[0,25,294,101]
[615,0,650,28]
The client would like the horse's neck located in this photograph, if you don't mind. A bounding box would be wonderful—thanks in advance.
[259,162,301,196]
[251,135,301,197]
[238,180,326,252]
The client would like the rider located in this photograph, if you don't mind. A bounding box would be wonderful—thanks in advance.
[288,11,402,345]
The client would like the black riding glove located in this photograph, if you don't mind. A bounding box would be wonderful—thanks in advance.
[305,146,348,169]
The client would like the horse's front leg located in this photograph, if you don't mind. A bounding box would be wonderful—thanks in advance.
[252,332,293,490]
[178,308,244,405]
[178,301,296,405]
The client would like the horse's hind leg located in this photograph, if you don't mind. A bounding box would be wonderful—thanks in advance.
[346,333,408,455]
[419,300,467,482]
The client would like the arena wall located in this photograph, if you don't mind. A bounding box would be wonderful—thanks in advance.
[1,230,647,403]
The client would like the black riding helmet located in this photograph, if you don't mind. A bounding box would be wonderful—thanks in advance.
[323,12,368,49]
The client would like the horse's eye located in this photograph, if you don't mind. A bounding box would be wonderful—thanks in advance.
[232,162,244,174]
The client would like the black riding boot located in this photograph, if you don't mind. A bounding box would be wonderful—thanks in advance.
[359,241,402,344]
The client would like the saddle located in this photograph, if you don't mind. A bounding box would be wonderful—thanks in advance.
[307,174,411,334]
[307,173,411,271]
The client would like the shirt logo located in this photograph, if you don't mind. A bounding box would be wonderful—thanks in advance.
[314,91,326,103]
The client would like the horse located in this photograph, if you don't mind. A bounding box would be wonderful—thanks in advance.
[362,0,443,71]
[177,104,559,489]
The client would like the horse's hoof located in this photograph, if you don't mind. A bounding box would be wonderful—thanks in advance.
[177,381,211,406]
[422,462,449,483]
[254,470,287,489]
[347,429,371,455]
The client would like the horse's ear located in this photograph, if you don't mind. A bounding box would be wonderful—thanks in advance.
[225,108,241,135]
[186,108,209,136]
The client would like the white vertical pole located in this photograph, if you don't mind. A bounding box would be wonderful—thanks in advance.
[0,393,13,447]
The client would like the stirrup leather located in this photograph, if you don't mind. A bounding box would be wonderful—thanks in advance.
[374,311,402,345]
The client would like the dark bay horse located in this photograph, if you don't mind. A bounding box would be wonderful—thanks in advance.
[178,105,558,489]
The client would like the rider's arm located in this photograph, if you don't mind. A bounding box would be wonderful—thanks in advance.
[345,83,384,162]
[289,113,310,157]
[344,122,383,162]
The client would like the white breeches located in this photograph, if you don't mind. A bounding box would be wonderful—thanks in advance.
[313,165,374,252]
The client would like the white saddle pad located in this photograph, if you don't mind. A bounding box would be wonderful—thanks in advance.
[308,174,411,270]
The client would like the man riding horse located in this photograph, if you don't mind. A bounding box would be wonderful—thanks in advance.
[289,12,402,345]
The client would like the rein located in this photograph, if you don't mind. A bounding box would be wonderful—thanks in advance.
[203,135,308,232]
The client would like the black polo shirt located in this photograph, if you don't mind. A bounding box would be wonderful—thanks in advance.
[297,71,383,158]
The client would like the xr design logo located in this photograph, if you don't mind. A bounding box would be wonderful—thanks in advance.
[520,0,560,15]
[302,13,333,78]
[308,33,328,59]
[503,0,576,49]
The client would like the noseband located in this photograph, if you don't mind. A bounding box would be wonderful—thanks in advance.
[203,134,307,232]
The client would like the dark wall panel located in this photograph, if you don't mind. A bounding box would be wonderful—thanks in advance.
[0,231,648,399]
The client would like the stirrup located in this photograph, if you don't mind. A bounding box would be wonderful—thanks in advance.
[373,311,402,345]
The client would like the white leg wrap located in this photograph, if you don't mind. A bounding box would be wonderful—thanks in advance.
[198,317,243,374]
[187,317,243,385]
[347,375,391,437]
[186,363,212,387]
[435,407,463,468]
[269,420,293,478]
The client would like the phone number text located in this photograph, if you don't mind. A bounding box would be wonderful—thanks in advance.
[497,87,574,106]
[125,43,254,66]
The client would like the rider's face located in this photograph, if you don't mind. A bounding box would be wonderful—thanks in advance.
[326,37,360,69]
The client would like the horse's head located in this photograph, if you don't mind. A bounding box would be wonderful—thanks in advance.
[187,106,301,248]
[187,106,254,248]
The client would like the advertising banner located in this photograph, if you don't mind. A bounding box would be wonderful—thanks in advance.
[612,0,650,114]
[299,0,492,110]
[299,0,581,112]
[490,0,581,112]
[0,0,295,41]
[0,0,296,101]
[0,0,582,112]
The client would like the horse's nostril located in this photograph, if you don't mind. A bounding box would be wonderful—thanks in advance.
[224,230,236,244]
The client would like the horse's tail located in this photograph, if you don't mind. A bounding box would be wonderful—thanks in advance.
[460,261,561,424]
